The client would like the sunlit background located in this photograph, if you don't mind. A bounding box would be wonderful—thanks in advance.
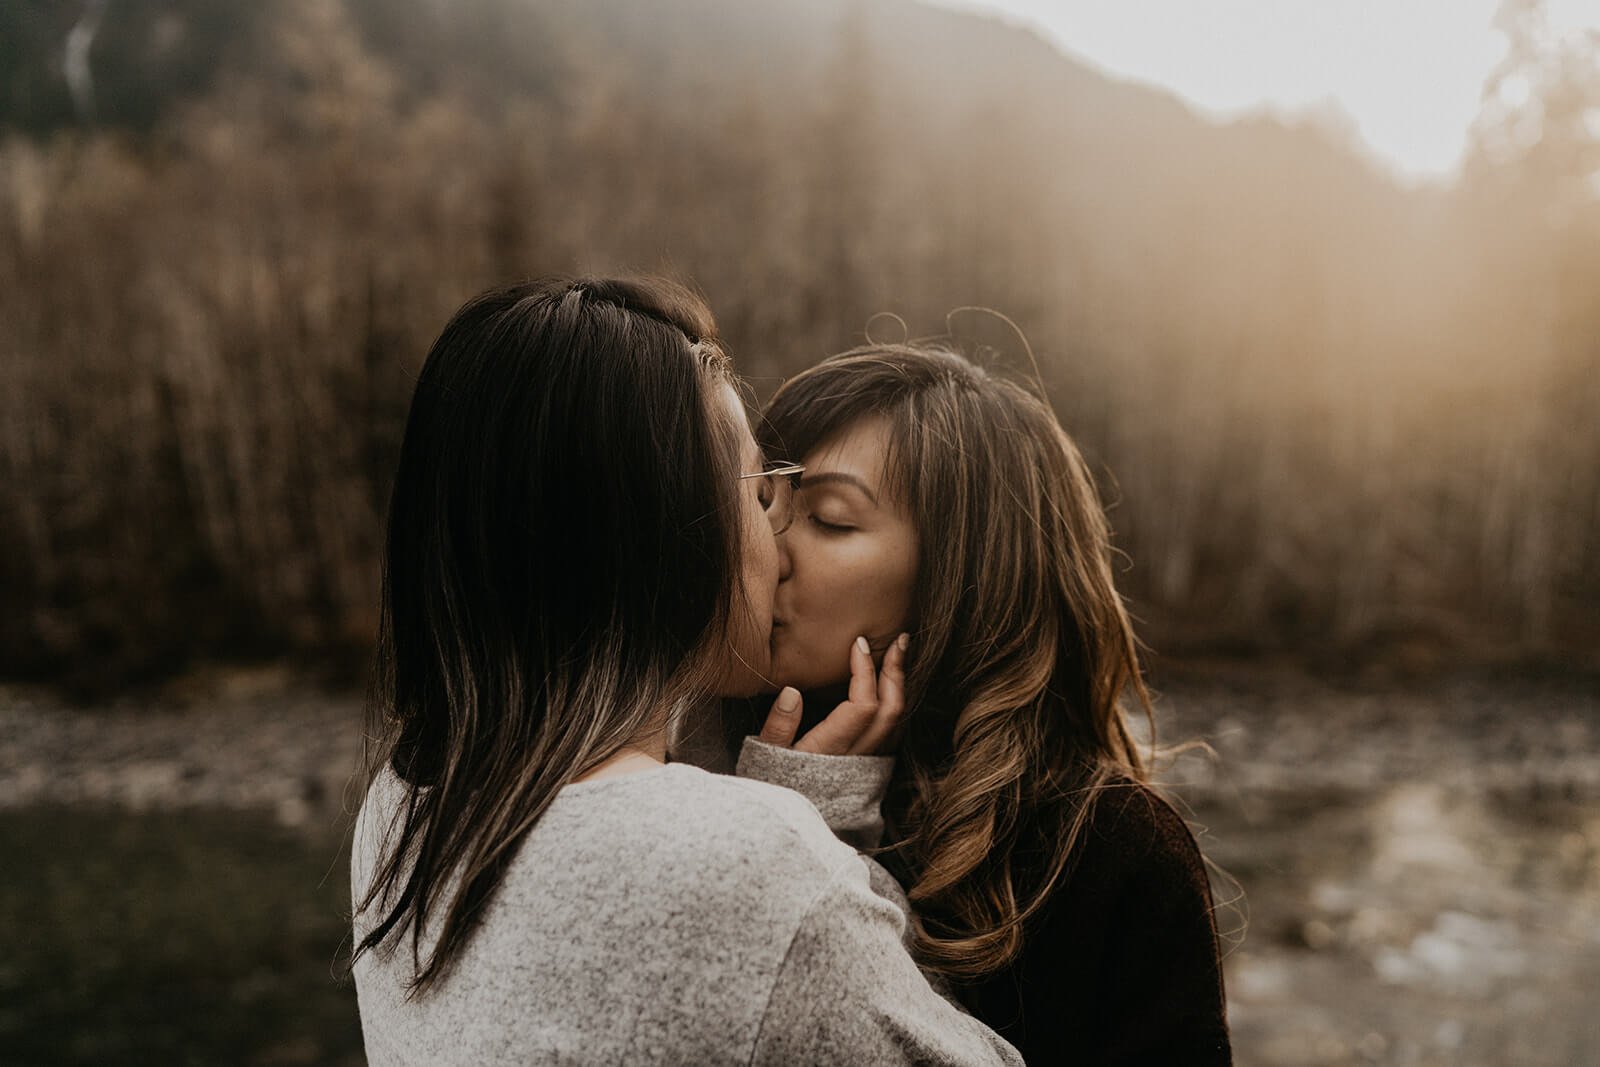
[942,0,1600,182]
[1,1,1596,1064]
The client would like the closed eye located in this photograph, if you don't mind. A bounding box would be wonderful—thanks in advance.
[808,514,855,534]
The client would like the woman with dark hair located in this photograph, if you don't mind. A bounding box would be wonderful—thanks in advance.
[348,281,1021,1066]
[722,343,1232,1065]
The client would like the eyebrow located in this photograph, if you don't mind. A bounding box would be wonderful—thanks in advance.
[799,471,878,506]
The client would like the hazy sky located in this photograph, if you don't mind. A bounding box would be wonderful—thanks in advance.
[929,0,1599,185]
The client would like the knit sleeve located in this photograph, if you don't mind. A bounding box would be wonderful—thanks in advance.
[735,737,894,850]
[748,855,1024,1067]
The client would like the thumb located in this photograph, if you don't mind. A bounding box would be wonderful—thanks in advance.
[757,687,804,747]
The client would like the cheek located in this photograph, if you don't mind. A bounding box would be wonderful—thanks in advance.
[794,538,914,635]
[743,511,778,603]
[773,543,912,690]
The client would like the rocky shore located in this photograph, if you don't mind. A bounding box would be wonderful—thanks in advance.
[4,661,1597,1066]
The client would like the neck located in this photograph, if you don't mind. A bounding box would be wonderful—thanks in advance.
[799,681,852,735]
[572,731,668,784]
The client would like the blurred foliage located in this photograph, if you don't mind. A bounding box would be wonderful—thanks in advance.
[0,806,361,1065]
[0,0,1596,693]
[0,1,271,134]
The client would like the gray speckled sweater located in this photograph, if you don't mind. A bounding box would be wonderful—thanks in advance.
[351,761,1022,1066]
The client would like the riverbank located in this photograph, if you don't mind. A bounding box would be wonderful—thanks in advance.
[3,662,1597,1065]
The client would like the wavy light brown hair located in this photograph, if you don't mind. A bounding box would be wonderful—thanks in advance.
[351,276,748,996]
[759,343,1153,981]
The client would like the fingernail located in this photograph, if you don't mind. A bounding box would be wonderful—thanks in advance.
[855,636,870,655]
[896,632,910,651]
[777,686,801,713]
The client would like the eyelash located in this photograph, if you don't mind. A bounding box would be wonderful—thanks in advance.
[808,514,854,534]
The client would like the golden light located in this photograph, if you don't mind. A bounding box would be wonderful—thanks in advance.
[934,0,1599,184]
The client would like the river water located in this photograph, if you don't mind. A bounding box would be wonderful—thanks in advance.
[2,663,1596,1065]
[1164,666,1600,1066]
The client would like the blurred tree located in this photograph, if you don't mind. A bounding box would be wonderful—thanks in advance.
[1460,0,1600,644]
[801,2,883,352]
[0,0,269,135]
[1,0,1597,682]
[1467,0,1600,210]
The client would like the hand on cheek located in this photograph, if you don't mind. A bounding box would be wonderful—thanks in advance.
[757,633,909,756]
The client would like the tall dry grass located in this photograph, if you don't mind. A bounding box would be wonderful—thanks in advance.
[1,0,1595,692]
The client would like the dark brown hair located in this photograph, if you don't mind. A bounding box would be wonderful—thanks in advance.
[759,343,1152,980]
[352,276,744,995]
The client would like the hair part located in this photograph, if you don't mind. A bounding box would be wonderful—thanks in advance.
[351,276,742,995]
[759,343,1154,980]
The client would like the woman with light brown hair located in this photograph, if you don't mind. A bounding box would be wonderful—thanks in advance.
[724,342,1232,1065]
[347,281,1022,1065]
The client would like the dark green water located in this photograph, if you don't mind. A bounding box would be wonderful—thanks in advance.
[3,774,1596,1064]
[0,807,363,1066]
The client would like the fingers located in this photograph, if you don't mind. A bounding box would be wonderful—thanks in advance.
[794,636,879,755]
[794,633,912,756]
[846,635,876,706]
[757,686,804,747]
[852,631,908,755]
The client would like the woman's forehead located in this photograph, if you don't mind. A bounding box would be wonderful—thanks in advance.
[804,416,903,504]
[808,416,891,468]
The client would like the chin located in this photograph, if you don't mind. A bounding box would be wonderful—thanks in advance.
[770,638,841,692]
[714,652,776,699]
[718,672,772,700]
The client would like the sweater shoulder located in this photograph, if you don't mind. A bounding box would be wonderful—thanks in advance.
[356,763,860,918]
[1077,778,1212,894]
[654,762,859,857]
[543,764,860,893]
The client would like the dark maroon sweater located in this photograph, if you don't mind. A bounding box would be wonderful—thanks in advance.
[940,781,1232,1065]
[712,698,1231,1063]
